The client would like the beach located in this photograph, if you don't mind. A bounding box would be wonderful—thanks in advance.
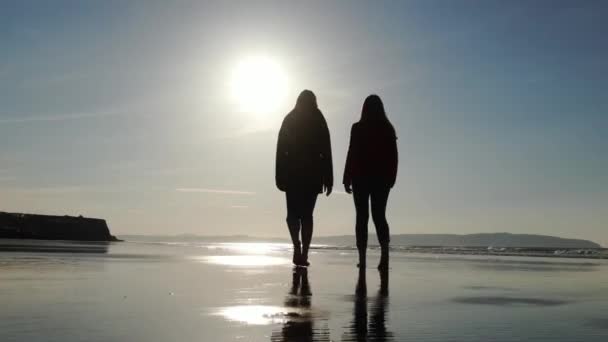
[1,239,607,341]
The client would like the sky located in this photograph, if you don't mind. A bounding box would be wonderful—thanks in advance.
[1,1,607,245]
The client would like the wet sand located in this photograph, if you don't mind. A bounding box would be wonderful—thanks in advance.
[1,239,608,341]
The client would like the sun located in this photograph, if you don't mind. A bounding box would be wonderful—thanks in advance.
[230,56,288,114]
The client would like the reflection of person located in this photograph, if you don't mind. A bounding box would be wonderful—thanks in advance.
[342,269,393,342]
[276,90,333,267]
[342,269,368,342]
[343,95,398,270]
[369,269,392,340]
[271,268,330,342]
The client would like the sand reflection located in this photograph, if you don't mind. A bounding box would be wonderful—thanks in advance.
[217,305,289,325]
[271,268,330,341]
[342,269,393,341]
[196,242,291,266]
[200,255,290,266]
[209,242,291,254]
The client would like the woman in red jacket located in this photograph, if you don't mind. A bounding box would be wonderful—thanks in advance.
[343,95,398,270]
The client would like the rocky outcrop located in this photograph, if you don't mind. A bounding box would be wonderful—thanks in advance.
[0,211,119,242]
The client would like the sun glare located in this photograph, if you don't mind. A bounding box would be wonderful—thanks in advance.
[230,56,288,114]
[217,305,289,325]
[201,255,290,267]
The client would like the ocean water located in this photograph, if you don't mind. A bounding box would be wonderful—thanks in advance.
[1,239,607,341]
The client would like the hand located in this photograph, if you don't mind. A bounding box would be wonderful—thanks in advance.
[276,180,287,192]
[344,184,352,194]
[324,184,332,196]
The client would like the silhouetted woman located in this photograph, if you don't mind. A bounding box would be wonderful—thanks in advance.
[343,95,397,270]
[276,90,333,266]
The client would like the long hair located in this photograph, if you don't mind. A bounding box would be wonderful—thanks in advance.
[360,95,395,135]
[294,89,319,114]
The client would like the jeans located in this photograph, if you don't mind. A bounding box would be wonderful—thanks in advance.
[352,183,391,250]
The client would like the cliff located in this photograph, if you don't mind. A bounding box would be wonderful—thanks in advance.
[0,211,119,242]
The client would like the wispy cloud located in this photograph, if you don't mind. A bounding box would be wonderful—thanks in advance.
[0,111,122,124]
[5,186,129,194]
[175,188,256,195]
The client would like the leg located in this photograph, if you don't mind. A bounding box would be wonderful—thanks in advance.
[300,193,318,266]
[371,187,391,270]
[285,192,302,265]
[353,184,370,268]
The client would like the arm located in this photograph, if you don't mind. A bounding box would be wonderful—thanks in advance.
[275,118,288,191]
[320,116,333,193]
[389,135,398,188]
[343,124,355,191]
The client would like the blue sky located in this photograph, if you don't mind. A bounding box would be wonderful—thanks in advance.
[1,1,606,245]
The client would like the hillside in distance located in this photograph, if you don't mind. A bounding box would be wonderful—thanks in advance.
[121,232,602,248]
[315,233,602,248]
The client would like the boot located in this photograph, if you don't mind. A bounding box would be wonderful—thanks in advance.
[378,244,389,271]
[357,248,366,269]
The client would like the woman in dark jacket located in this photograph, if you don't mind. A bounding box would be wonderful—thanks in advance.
[276,90,333,266]
[343,95,398,270]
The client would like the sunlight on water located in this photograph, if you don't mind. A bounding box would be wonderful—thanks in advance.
[216,305,288,325]
[208,243,291,254]
[199,255,290,266]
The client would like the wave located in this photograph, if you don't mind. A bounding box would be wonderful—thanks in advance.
[125,239,608,260]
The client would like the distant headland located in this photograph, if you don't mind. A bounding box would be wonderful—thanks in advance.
[315,233,602,249]
[0,211,120,242]
[119,232,602,249]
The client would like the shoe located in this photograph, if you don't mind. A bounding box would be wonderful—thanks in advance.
[297,254,310,267]
[357,253,366,269]
[377,261,389,271]
[378,245,389,270]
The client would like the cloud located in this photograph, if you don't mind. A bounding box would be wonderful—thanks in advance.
[5,186,128,194]
[175,188,256,195]
[230,205,249,209]
[0,111,122,124]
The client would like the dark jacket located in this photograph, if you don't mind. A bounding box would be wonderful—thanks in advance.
[276,109,333,193]
[343,122,398,187]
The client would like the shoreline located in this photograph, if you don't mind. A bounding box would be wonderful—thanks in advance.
[2,238,606,260]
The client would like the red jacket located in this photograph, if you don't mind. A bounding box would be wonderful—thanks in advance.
[343,122,398,187]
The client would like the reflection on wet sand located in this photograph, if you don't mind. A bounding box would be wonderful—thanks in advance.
[453,296,570,306]
[202,255,290,266]
[271,268,330,341]
[342,269,393,342]
[0,239,110,254]
[218,305,286,325]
